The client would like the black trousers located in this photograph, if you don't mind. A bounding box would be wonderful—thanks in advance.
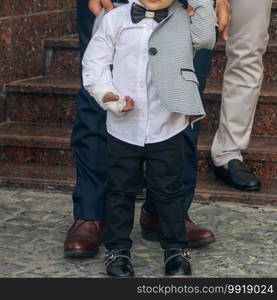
[104,132,187,250]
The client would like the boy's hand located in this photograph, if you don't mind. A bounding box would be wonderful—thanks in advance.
[122,96,134,112]
[103,92,134,113]
[103,92,119,103]
[216,0,232,41]
[89,0,114,16]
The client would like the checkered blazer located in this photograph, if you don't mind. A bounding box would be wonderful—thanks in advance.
[148,0,217,118]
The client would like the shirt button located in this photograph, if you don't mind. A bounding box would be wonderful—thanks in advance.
[149,47,158,55]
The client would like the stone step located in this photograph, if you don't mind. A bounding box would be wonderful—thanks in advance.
[5,76,277,137]
[202,82,277,137]
[0,122,276,179]
[5,76,78,126]
[43,2,277,79]
[270,1,277,39]
[195,173,277,206]
[0,161,75,192]
[0,123,73,166]
[44,34,80,77]
[197,135,277,179]
[43,34,277,82]
[210,0,277,83]
[207,39,277,85]
[0,161,276,206]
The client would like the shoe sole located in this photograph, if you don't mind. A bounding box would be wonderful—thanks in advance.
[165,275,192,278]
[107,274,134,278]
[141,229,216,248]
[239,186,261,192]
[64,249,99,258]
[215,174,261,192]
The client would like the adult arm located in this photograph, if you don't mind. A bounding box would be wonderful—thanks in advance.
[88,0,114,16]
[215,0,231,40]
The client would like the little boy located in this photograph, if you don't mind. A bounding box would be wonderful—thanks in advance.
[82,0,216,277]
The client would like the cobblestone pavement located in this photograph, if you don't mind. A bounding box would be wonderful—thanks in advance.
[0,188,277,278]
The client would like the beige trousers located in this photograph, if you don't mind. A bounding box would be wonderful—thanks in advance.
[211,0,273,167]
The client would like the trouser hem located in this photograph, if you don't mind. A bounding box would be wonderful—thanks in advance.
[212,153,243,167]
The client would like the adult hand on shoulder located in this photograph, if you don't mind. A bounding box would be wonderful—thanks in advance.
[188,6,194,17]
[216,0,232,41]
[88,0,114,16]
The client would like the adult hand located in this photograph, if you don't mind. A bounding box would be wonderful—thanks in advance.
[188,6,194,17]
[88,0,114,16]
[216,0,232,41]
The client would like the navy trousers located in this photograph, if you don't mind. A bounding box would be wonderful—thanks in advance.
[71,0,214,221]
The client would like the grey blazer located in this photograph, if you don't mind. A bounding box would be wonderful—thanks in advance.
[148,0,217,118]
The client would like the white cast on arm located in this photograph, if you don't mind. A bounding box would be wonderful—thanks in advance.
[187,0,218,50]
[82,14,126,116]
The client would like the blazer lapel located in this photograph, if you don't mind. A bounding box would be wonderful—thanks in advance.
[149,1,184,37]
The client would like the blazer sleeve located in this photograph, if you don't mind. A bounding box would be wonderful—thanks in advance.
[187,0,217,50]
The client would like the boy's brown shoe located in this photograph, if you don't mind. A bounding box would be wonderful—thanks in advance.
[140,208,216,248]
[64,220,105,258]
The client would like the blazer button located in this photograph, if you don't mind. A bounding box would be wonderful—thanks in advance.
[149,47,158,55]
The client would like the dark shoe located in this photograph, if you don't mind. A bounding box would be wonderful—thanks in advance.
[64,220,105,258]
[164,249,192,277]
[105,249,134,278]
[140,208,216,248]
[214,159,261,191]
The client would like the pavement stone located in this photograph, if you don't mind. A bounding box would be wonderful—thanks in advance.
[0,188,277,278]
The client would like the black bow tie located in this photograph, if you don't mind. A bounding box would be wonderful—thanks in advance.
[130,3,168,24]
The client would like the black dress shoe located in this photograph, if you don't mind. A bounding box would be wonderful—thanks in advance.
[164,249,192,277]
[214,159,261,191]
[105,249,134,278]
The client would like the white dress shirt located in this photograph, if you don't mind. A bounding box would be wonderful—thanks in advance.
[82,0,189,147]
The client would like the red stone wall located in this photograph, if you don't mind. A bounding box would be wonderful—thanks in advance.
[0,93,5,123]
[0,0,77,87]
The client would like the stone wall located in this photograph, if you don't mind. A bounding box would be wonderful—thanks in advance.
[0,0,77,87]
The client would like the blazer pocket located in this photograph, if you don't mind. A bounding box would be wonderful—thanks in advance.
[180,69,199,86]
